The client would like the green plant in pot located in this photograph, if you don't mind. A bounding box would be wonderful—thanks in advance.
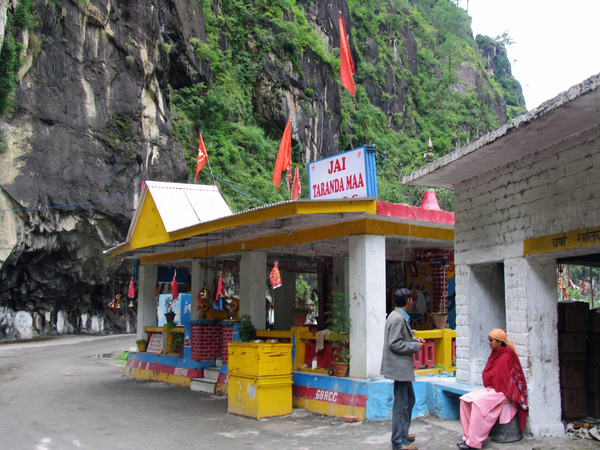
[171,331,184,356]
[327,292,351,377]
[238,314,256,342]
[164,296,176,323]
[136,339,148,352]
[166,321,183,355]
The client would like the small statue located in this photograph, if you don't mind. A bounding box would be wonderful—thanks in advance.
[197,284,210,314]
[199,296,239,321]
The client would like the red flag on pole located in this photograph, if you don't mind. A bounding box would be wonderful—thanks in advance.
[194,131,209,182]
[339,11,356,96]
[128,277,135,298]
[291,166,301,200]
[272,116,292,192]
[171,274,179,301]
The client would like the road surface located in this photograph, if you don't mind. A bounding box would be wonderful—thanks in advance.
[0,334,594,450]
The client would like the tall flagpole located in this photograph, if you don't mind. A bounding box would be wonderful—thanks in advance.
[206,154,217,187]
[196,132,219,190]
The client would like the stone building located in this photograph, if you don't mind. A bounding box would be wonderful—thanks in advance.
[403,73,600,434]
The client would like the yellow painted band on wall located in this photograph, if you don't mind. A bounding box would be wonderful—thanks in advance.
[123,366,191,387]
[293,397,366,420]
[524,225,600,256]
[108,199,379,258]
[139,219,454,266]
[168,200,379,243]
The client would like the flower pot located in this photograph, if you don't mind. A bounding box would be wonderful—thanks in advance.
[136,342,147,352]
[164,312,176,323]
[292,311,308,327]
[331,362,349,377]
[431,313,448,329]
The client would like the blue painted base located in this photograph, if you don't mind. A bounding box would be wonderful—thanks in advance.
[370,377,476,421]
[130,351,216,370]
[290,372,476,421]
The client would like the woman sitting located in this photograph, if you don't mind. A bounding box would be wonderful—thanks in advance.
[457,329,528,450]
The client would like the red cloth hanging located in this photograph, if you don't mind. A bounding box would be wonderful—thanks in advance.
[128,277,135,298]
[270,262,282,289]
[215,272,225,301]
[291,166,301,200]
[171,274,179,300]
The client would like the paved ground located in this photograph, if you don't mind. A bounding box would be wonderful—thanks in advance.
[0,334,596,450]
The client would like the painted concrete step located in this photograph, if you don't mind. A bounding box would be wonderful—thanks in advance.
[190,377,217,394]
[203,367,220,380]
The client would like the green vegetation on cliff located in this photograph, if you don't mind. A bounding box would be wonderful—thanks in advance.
[0,0,33,116]
[169,0,524,211]
[475,34,527,119]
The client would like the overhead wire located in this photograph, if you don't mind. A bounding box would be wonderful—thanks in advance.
[0,192,137,212]
[0,171,267,212]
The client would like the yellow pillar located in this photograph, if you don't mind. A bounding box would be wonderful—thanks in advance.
[292,326,309,370]
[433,329,455,371]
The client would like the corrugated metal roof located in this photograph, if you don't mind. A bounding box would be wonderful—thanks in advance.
[146,181,232,233]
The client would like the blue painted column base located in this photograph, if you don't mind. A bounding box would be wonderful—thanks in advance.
[291,372,476,421]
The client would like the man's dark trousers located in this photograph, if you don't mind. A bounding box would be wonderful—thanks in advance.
[392,380,415,449]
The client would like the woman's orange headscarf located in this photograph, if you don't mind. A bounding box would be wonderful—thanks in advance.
[489,328,516,353]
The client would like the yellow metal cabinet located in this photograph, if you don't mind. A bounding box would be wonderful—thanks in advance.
[227,342,292,377]
[228,374,292,419]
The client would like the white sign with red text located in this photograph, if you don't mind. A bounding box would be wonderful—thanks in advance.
[308,147,368,200]
[147,333,164,354]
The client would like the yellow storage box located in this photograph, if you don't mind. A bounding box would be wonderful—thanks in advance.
[228,374,292,419]
[227,342,292,377]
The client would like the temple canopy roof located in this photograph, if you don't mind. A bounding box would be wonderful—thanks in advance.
[106,183,455,271]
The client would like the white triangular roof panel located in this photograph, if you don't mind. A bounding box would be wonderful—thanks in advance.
[146,181,232,233]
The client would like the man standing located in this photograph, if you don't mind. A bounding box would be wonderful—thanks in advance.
[381,288,425,450]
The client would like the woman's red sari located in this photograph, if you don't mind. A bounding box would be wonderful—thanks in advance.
[482,347,529,431]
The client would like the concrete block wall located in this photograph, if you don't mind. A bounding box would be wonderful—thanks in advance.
[504,257,530,374]
[524,258,563,435]
[454,263,470,383]
[453,125,600,254]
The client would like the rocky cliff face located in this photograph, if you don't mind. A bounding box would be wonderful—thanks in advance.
[0,0,190,339]
[0,0,520,340]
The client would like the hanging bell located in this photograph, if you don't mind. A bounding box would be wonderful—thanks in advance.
[128,300,135,308]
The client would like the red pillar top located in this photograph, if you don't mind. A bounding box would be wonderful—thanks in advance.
[420,188,442,211]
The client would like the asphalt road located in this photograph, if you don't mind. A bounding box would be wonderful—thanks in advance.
[0,334,595,450]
